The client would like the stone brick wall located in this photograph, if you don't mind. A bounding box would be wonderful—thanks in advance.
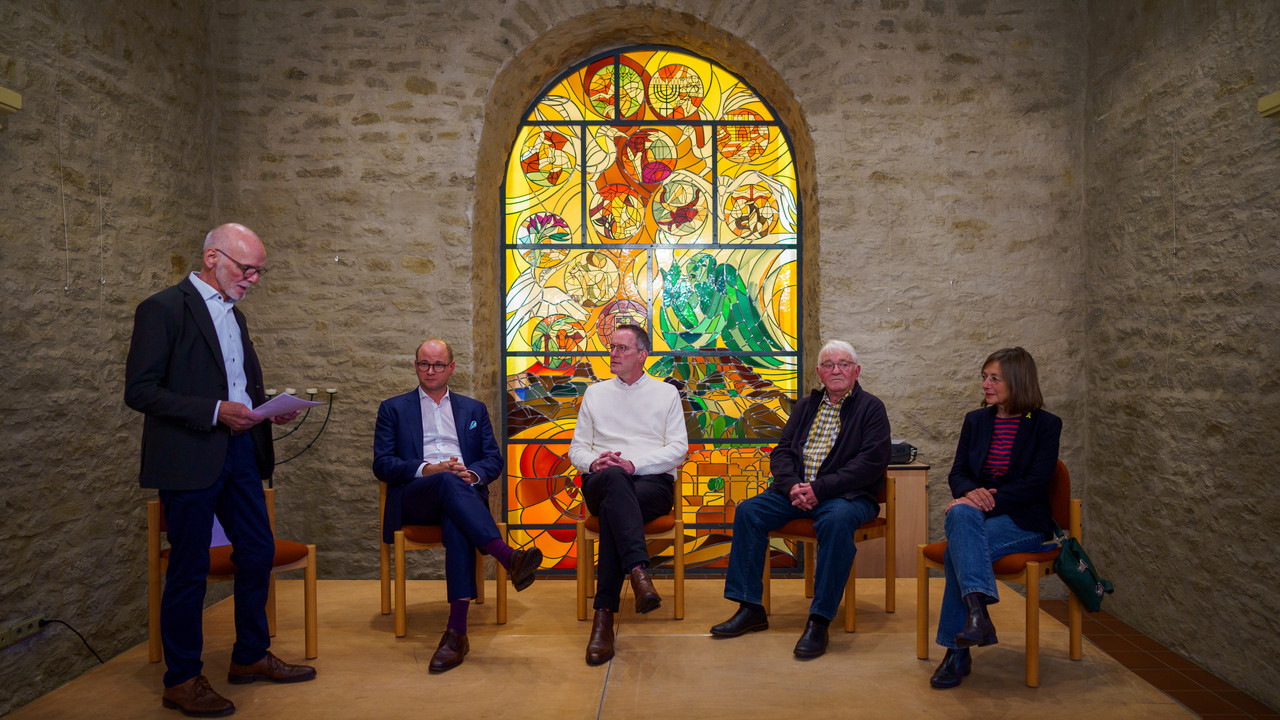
[1,0,1274,713]
[0,0,217,713]
[208,0,1089,580]
[1084,0,1280,707]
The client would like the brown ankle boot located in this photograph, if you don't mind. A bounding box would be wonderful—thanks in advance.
[585,609,615,665]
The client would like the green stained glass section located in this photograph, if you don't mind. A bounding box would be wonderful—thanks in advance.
[502,47,802,571]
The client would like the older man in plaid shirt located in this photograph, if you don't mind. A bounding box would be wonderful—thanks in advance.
[710,340,892,658]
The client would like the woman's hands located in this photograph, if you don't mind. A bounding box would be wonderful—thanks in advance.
[945,487,998,513]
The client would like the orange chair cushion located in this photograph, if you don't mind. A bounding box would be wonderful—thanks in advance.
[774,519,817,537]
[584,515,676,535]
[922,541,1061,576]
[401,525,445,545]
[772,516,885,539]
[991,548,1060,575]
[161,539,310,576]
[922,541,947,564]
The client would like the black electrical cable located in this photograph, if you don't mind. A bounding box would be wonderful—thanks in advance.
[39,619,104,664]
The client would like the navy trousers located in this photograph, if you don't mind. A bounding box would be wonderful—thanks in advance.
[581,466,674,613]
[401,472,502,602]
[158,433,274,688]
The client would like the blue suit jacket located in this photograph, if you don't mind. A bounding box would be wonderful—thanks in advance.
[373,388,503,544]
[947,406,1062,537]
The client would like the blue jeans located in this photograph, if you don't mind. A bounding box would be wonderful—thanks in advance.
[724,490,879,621]
[935,504,1047,649]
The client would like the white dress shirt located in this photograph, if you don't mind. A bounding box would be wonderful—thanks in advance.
[417,387,479,484]
[190,272,251,426]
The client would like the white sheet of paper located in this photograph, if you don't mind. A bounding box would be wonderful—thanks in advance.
[254,392,324,418]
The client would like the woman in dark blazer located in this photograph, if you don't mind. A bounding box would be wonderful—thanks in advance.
[930,347,1062,689]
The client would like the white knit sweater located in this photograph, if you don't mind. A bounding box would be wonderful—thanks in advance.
[568,373,688,476]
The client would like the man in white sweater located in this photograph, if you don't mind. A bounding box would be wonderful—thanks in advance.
[569,324,688,666]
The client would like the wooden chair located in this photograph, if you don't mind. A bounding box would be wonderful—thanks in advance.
[378,481,503,636]
[916,460,1083,687]
[761,473,895,632]
[147,487,317,662]
[576,475,685,620]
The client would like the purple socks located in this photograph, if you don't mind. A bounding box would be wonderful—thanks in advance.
[447,599,469,635]
[483,538,514,568]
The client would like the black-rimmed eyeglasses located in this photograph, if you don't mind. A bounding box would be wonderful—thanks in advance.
[213,248,267,279]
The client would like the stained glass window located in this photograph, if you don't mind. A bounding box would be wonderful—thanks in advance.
[502,47,802,572]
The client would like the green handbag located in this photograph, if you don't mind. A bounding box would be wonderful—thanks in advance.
[1053,530,1114,613]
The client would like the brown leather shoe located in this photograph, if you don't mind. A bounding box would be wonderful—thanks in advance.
[227,651,317,684]
[429,629,469,673]
[509,546,544,592]
[585,609,615,665]
[629,565,662,614]
[162,675,234,717]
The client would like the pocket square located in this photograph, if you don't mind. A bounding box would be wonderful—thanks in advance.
[469,420,477,430]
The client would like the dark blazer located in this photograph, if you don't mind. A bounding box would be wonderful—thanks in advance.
[769,382,892,504]
[372,388,504,544]
[947,406,1062,537]
[124,277,274,490]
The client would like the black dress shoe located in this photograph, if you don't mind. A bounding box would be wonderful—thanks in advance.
[509,547,544,592]
[629,566,662,614]
[930,647,972,688]
[793,619,829,658]
[954,593,998,648]
[428,629,469,673]
[710,604,769,637]
[585,609,615,665]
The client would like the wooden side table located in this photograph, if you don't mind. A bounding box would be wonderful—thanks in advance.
[854,462,929,578]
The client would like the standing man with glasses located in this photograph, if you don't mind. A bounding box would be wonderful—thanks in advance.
[126,223,315,717]
[710,340,891,658]
[569,324,689,665]
[373,338,542,673]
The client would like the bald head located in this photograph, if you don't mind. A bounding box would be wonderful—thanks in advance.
[199,223,266,301]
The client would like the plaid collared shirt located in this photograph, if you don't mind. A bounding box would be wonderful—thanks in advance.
[802,391,847,484]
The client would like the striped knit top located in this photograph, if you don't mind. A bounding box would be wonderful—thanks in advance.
[981,414,1022,479]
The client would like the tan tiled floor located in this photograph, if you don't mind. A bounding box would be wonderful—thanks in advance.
[4,578,1237,719]
[1040,599,1279,719]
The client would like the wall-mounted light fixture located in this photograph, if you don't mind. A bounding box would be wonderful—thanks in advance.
[0,86,21,115]
[1260,90,1280,119]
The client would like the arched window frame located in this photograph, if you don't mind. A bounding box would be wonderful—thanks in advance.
[500,45,804,573]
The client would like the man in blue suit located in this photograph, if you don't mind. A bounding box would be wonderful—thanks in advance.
[373,338,542,672]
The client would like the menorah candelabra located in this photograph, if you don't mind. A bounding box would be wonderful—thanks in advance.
[264,387,337,487]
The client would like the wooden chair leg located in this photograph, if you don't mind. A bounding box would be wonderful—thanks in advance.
[267,574,278,637]
[803,541,816,598]
[1025,562,1041,688]
[761,544,772,615]
[394,531,407,637]
[916,545,930,660]
[496,523,508,625]
[379,539,391,616]
[304,544,317,659]
[576,522,589,620]
[844,557,857,633]
[673,523,685,620]
[884,533,896,614]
